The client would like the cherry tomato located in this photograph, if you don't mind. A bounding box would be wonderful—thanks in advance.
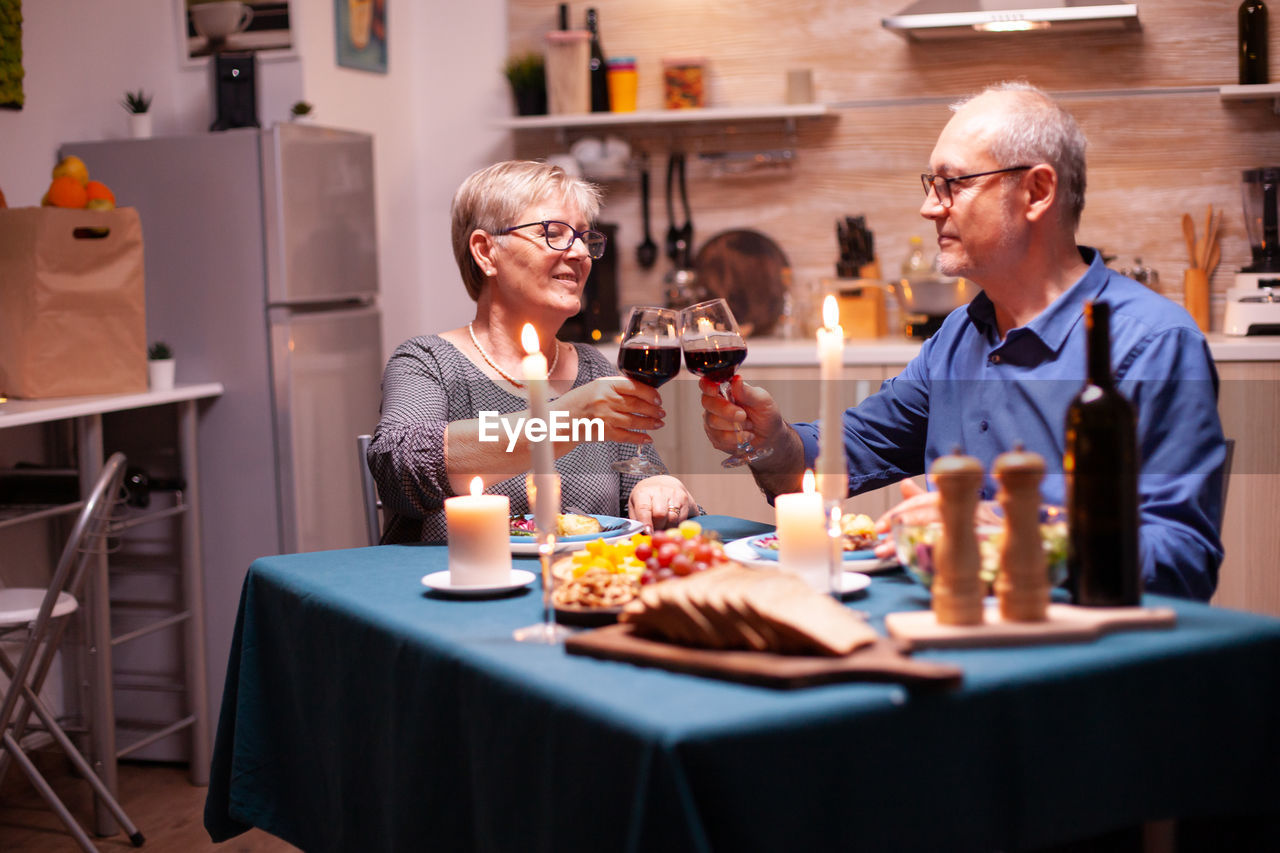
[671,554,694,576]
[657,542,681,568]
[634,542,654,561]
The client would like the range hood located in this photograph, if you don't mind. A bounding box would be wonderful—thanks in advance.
[882,0,1139,39]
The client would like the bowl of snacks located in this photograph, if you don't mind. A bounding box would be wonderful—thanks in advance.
[892,506,1068,592]
[551,520,733,624]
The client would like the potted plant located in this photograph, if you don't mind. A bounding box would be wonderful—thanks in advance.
[148,341,175,391]
[290,100,314,123]
[503,52,547,117]
[122,89,153,139]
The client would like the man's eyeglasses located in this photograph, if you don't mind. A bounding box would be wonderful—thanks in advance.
[502,220,608,259]
[920,166,1033,209]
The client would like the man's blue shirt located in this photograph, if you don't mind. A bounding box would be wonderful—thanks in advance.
[794,247,1225,600]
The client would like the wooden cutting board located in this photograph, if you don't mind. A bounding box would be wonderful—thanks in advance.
[565,623,962,690]
[884,603,1177,652]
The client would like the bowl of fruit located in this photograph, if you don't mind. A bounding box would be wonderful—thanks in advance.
[892,506,1068,593]
[551,520,733,624]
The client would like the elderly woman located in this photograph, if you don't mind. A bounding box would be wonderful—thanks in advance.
[368,160,699,544]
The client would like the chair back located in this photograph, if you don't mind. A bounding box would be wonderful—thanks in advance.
[357,434,382,546]
[0,452,126,732]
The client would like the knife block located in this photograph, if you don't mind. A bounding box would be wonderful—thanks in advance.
[826,278,888,339]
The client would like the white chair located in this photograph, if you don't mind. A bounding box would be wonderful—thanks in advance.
[357,434,382,546]
[0,452,145,851]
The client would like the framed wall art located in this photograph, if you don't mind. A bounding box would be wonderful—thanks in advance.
[178,0,294,66]
[335,0,386,74]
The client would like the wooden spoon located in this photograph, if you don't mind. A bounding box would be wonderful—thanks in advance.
[1206,240,1222,280]
[1182,213,1198,268]
[1199,204,1214,270]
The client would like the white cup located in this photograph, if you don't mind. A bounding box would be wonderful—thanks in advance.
[190,1,254,41]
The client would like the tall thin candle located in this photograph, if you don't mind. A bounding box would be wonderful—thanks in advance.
[817,295,845,503]
[521,324,557,531]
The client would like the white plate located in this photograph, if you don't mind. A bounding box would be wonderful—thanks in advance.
[724,537,899,574]
[510,517,645,555]
[839,571,872,596]
[421,569,536,597]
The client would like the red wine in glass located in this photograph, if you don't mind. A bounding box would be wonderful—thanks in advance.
[618,344,681,388]
[613,307,681,476]
[680,298,771,468]
[682,346,746,383]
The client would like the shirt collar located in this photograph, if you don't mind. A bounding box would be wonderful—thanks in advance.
[965,246,1110,353]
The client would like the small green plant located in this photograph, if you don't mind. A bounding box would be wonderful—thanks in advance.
[290,100,314,118]
[148,341,173,361]
[503,52,545,92]
[121,89,152,114]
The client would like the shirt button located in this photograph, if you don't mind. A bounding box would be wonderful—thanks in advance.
[979,420,989,432]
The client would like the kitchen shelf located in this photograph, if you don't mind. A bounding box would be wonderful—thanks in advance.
[499,103,830,132]
[1219,83,1280,115]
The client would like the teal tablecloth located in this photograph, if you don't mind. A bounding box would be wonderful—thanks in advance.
[205,516,1280,852]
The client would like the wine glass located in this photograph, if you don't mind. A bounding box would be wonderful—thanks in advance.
[612,306,682,476]
[680,298,771,468]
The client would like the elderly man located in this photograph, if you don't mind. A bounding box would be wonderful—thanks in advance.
[698,81,1225,600]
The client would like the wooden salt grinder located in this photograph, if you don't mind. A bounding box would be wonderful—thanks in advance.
[930,452,985,626]
[994,447,1049,622]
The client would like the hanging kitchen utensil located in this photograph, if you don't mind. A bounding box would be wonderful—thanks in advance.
[636,158,658,269]
[694,229,791,336]
[665,154,681,266]
[677,153,694,268]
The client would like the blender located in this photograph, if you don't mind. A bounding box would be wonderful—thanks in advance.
[1224,166,1280,336]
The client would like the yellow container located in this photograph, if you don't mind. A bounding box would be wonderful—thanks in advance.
[607,57,638,112]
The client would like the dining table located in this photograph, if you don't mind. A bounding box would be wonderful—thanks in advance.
[204,515,1280,853]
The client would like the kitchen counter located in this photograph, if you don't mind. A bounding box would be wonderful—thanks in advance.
[597,334,1280,367]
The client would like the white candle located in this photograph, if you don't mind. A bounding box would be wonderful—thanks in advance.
[775,469,829,592]
[817,295,845,503]
[521,323,555,484]
[445,476,512,586]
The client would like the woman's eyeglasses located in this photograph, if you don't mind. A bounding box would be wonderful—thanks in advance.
[502,220,607,259]
[920,165,1033,209]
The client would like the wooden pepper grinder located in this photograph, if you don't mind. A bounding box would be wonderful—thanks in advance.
[930,451,985,626]
[993,445,1049,622]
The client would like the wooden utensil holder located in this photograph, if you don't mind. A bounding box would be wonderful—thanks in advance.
[1184,268,1210,332]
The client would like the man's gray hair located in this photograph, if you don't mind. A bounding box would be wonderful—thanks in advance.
[953,81,1087,228]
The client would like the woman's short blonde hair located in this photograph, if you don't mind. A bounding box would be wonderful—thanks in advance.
[451,160,603,301]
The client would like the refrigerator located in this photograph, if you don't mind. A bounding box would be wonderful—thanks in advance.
[62,125,384,755]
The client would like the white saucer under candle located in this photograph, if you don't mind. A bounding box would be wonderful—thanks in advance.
[445,476,512,586]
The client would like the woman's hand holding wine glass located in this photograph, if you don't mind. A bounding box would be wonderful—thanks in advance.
[680,298,772,468]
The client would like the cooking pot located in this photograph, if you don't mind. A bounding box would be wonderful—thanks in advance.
[890,276,981,317]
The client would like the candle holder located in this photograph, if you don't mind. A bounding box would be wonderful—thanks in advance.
[513,472,571,644]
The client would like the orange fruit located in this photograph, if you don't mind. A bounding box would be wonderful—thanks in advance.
[47,176,89,209]
[85,180,115,205]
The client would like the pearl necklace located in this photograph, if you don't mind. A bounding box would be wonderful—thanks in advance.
[467,322,560,390]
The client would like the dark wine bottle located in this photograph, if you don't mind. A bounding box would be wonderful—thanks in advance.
[585,8,610,112]
[1240,1,1270,85]
[558,3,569,30]
[1064,301,1140,606]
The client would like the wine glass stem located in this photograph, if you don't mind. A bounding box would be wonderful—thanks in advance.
[538,534,555,628]
[720,382,750,452]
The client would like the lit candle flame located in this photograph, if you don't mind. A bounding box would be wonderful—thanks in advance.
[469,475,484,497]
[521,323,539,356]
[822,294,839,330]
[802,469,816,494]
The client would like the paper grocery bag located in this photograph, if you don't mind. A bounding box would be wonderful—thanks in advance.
[0,207,147,398]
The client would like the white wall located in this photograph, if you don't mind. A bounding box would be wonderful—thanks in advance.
[0,0,511,359]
